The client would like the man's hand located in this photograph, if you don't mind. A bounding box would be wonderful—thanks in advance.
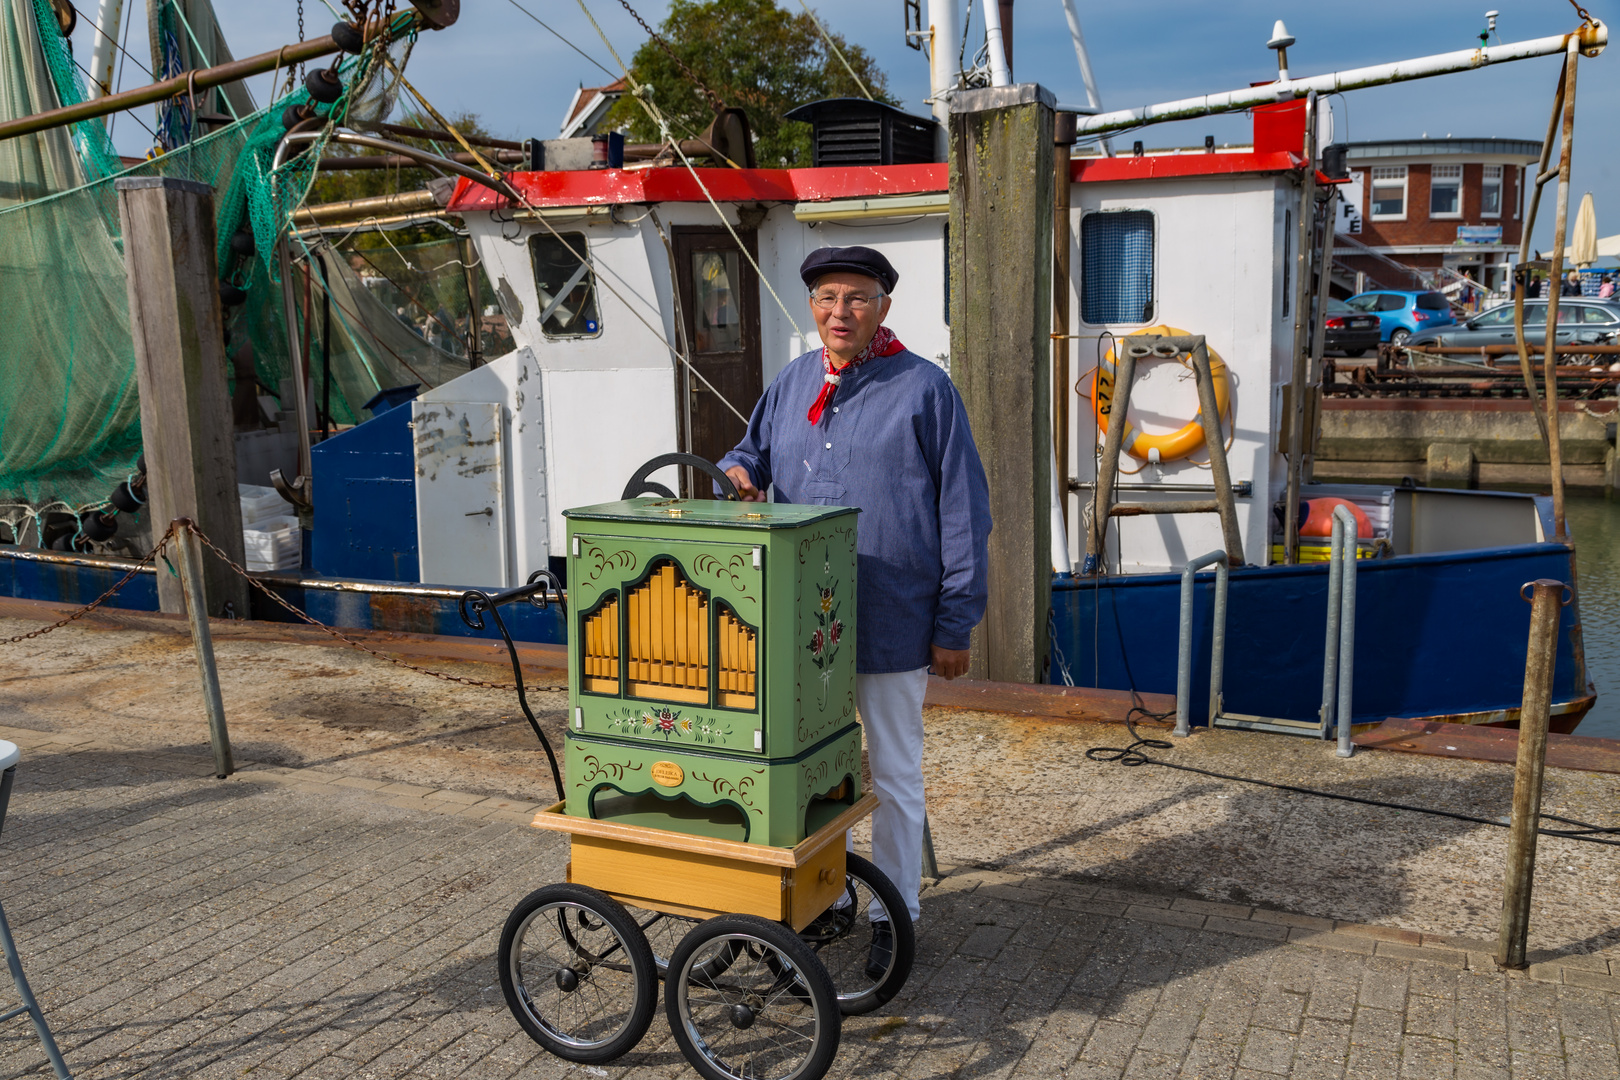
[725,465,767,502]
[929,644,971,681]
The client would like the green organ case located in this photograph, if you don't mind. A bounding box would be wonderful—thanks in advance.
[563,498,861,847]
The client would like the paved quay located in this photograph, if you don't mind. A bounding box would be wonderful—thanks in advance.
[0,728,1615,1079]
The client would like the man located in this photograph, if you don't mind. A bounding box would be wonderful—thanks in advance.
[720,245,991,963]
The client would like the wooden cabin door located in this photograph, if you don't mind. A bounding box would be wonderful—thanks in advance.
[673,227,763,495]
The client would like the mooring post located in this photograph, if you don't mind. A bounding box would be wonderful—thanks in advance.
[115,177,248,618]
[172,519,234,779]
[948,83,1055,682]
[1496,578,1564,969]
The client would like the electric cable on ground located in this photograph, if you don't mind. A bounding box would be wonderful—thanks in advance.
[1086,709,1620,847]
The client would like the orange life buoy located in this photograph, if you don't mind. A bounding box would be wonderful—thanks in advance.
[1090,325,1232,462]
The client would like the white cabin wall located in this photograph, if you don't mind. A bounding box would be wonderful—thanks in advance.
[414,346,546,585]
[466,213,680,541]
[1063,176,1287,573]
[761,212,953,380]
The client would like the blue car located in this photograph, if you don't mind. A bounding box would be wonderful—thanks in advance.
[1343,290,1456,345]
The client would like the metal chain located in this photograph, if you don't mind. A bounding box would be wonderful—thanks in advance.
[180,523,564,694]
[0,520,566,695]
[1568,0,1593,25]
[297,0,306,81]
[614,0,724,114]
[1,523,178,645]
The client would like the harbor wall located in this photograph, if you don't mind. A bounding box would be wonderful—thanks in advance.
[1315,398,1618,492]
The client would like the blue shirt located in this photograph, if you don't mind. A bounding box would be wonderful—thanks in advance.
[719,347,992,674]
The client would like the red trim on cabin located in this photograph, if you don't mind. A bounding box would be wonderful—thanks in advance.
[446,146,1305,212]
[1068,151,1301,184]
[446,163,949,212]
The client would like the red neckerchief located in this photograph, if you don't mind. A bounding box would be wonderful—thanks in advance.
[807,326,905,425]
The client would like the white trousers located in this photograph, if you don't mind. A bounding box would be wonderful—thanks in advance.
[854,666,929,923]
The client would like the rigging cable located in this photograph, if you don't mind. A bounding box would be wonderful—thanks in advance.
[608,0,723,113]
[574,0,808,344]
[369,72,753,424]
[793,0,872,100]
[501,0,618,82]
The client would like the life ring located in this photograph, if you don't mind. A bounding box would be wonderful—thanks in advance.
[1090,325,1232,462]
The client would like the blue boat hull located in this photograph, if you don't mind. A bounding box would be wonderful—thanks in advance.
[1052,542,1590,728]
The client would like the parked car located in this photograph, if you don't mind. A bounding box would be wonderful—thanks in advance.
[1324,299,1382,357]
[1343,290,1456,345]
[1406,299,1620,349]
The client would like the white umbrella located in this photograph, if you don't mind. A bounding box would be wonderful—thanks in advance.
[1573,192,1598,268]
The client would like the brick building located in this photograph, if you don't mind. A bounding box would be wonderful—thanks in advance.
[1335,137,1541,296]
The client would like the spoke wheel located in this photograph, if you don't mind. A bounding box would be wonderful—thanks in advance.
[800,853,915,1015]
[498,883,657,1063]
[666,914,840,1080]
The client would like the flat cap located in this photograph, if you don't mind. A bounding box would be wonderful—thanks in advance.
[799,246,898,294]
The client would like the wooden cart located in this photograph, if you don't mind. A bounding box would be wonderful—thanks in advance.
[497,794,913,1080]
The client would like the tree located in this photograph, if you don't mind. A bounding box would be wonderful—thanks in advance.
[603,0,897,168]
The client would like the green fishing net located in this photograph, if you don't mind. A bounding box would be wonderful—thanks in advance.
[0,3,462,541]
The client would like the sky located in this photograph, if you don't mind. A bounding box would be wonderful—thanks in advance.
[75,0,1617,256]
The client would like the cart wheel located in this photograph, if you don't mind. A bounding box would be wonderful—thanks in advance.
[799,853,915,1014]
[665,914,841,1080]
[498,883,657,1063]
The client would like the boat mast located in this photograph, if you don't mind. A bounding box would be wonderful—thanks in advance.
[1056,0,1110,155]
[926,0,958,138]
[86,0,125,102]
[980,0,1011,85]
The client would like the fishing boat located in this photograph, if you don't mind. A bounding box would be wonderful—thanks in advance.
[0,0,1604,733]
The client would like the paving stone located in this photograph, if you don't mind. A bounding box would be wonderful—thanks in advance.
[0,725,1612,1079]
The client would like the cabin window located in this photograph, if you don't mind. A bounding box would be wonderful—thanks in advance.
[1370,166,1406,220]
[1481,165,1503,218]
[1429,164,1463,219]
[1079,210,1154,325]
[1281,209,1292,318]
[528,232,602,338]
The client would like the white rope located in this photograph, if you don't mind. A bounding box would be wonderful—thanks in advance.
[794,0,873,100]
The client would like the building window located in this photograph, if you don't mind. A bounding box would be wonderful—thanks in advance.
[1515,165,1524,220]
[1481,165,1503,218]
[528,232,602,338]
[1370,166,1406,220]
[1080,210,1154,325]
[1430,164,1463,219]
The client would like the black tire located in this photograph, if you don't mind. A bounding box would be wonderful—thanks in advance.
[665,914,841,1080]
[800,853,915,1015]
[1342,349,1367,358]
[498,883,657,1063]
[1390,328,1411,346]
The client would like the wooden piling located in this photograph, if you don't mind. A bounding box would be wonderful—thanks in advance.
[173,520,234,778]
[948,83,1056,683]
[1496,578,1564,969]
[116,177,248,617]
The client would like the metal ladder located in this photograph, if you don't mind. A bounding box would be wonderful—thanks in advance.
[1173,506,1359,753]
[1082,334,1244,575]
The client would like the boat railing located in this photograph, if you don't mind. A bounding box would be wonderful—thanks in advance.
[1174,505,1360,753]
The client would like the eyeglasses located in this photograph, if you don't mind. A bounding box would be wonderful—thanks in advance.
[810,290,884,311]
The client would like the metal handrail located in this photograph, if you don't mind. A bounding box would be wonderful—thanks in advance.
[1318,505,1359,757]
[1173,550,1229,738]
